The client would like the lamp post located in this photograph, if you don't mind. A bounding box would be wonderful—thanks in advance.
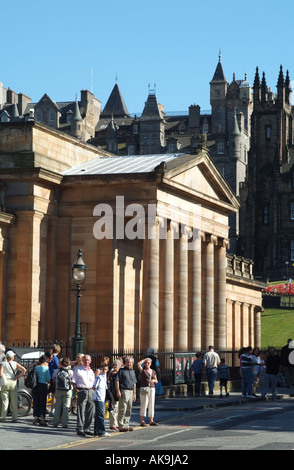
[71,248,87,358]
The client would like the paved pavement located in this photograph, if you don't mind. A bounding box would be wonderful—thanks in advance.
[1,387,293,451]
[138,387,294,413]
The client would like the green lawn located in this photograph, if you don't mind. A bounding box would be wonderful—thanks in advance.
[261,307,294,350]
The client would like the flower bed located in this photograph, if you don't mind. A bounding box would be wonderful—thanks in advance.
[263,283,294,296]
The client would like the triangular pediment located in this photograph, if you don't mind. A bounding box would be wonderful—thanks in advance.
[162,152,239,212]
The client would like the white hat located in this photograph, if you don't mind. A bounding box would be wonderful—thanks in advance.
[6,351,15,358]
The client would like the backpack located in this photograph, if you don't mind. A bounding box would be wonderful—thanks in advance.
[25,365,37,389]
[56,368,71,390]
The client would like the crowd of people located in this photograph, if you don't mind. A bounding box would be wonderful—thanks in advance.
[1,340,294,434]
[191,339,294,399]
[0,343,161,436]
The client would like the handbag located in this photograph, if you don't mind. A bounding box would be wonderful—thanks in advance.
[0,374,7,386]
[140,386,150,394]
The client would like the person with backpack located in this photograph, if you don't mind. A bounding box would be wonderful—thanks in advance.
[52,357,73,428]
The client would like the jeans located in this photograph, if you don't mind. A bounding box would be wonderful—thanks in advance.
[194,373,202,395]
[94,400,106,435]
[206,368,217,395]
[242,368,253,396]
[262,373,278,399]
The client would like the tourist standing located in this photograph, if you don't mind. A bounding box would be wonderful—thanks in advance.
[203,346,220,396]
[72,354,95,436]
[115,357,137,432]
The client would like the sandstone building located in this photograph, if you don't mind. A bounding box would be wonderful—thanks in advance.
[0,118,264,354]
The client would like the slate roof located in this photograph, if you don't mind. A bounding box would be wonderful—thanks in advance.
[100,83,130,118]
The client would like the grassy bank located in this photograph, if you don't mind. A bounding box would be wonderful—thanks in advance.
[261,307,294,349]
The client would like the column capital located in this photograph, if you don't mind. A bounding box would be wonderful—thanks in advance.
[205,233,218,245]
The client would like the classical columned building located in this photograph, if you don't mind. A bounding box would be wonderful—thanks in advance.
[0,121,264,354]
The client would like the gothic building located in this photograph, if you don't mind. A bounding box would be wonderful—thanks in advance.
[90,57,252,251]
[0,82,101,143]
[240,66,294,280]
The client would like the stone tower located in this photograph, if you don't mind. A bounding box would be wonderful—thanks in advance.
[139,86,165,155]
[209,55,253,253]
[240,66,293,279]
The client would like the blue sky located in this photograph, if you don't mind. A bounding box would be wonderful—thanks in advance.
[1,0,293,114]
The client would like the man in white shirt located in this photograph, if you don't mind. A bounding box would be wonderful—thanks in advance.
[203,346,221,396]
[72,355,95,436]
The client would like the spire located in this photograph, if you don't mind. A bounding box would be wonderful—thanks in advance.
[285,69,291,104]
[232,110,241,135]
[72,98,82,121]
[277,65,285,106]
[261,71,268,102]
[277,64,285,88]
[101,83,130,118]
[253,67,260,88]
[253,67,261,104]
[211,52,226,82]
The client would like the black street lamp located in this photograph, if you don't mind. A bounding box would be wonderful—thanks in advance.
[71,248,87,358]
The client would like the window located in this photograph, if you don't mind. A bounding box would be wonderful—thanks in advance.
[263,207,269,225]
[36,113,42,122]
[128,145,135,155]
[291,202,294,220]
[266,126,271,139]
[217,142,225,154]
[49,113,55,123]
[291,241,294,262]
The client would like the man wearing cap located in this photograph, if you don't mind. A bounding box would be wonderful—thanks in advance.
[0,351,26,422]
[203,346,220,397]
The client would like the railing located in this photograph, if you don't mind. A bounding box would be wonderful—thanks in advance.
[4,343,278,386]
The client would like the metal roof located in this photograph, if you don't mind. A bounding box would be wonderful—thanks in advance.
[62,153,185,176]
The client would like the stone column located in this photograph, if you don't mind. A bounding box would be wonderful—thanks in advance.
[214,238,228,351]
[174,227,189,350]
[159,221,174,350]
[141,218,160,350]
[202,233,217,348]
[254,306,261,349]
[242,303,250,347]
[188,229,202,350]
[13,210,45,343]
